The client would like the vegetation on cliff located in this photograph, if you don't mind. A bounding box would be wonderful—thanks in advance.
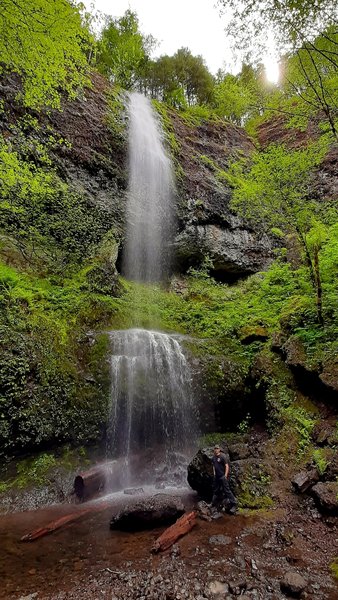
[0,0,337,463]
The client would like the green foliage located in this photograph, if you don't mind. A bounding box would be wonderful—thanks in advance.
[212,64,272,125]
[0,262,118,456]
[0,0,92,108]
[144,48,214,108]
[331,559,338,580]
[237,413,251,434]
[0,135,118,270]
[313,448,329,475]
[230,141,328,230]
[218,0,338,61]
[282,405,316,455]
[96,10,155,89]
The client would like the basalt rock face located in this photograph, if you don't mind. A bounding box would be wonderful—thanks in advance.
[0,71,127,251]
[169,114,274,277]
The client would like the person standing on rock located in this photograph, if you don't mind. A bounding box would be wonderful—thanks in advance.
[211,445,237,515]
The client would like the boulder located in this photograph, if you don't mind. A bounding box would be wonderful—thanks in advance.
[187,448,214,498]
[291,469,319,494]
[311,482,338,514]
[312,422,336,446]
[326,453,338,481]
[280,571,307,597]
[110,494,185,531]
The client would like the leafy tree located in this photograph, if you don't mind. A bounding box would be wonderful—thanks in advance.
[0,0,92,108]
[217,0,338,59]
[142,48,214,107]
[281,27,338,138]
[96,10,155,89]
[230,140,330,324]
[213,64,270,124]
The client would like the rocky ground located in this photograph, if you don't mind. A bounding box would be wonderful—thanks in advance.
[1,459,337,600]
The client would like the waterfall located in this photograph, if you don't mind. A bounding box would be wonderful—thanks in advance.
[106,94,197,488]
[122,92,174,283]
[107,329,197,485]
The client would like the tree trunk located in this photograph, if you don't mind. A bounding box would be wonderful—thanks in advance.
[151,511,196,553]
[21,502,110,542]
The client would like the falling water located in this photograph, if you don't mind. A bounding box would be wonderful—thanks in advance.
[106,94,197,487]
[107,329,197,485]
[122,92,174,282]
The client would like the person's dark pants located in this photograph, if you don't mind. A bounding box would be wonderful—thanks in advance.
[211,476,236,509]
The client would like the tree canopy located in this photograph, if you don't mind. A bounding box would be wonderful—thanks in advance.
[95,10,156,90]
[0,0,93,108]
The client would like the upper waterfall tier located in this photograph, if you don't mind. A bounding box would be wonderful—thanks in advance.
[122,92,175,283]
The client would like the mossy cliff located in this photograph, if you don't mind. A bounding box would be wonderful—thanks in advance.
[0,73,337,462]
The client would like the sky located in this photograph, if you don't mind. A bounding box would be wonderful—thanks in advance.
[85,0,279,82]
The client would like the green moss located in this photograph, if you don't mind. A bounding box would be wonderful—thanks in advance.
[330,559,338,581]
[238,467,274,510]
[0,446,92,493]
[152,100,184,180]
[106,86,127,141]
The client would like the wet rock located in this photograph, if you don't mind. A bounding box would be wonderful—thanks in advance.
[170,544,181,557]
[211,511,223,520]
[280,571,307,597]
[311,482,338,514]
[291,469,319,494]
[271,331,287,352]
[209,534,232,545]
[326,453,338,481]
[123,487,144,495]
[187,448,214,497]
[155,482,166,490]
[110,494,185,531]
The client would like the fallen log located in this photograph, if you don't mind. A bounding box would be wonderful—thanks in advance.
[21,502,110,542]
[151,510,197,553]
[74,461,120,501]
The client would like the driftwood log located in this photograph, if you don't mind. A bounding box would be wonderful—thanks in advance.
[21,502,109,542]
[151,511,197,553]
[74,461,120,501]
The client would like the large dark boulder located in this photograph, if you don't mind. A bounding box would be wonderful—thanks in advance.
[187,447,214,498]
[110,494,185,531]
